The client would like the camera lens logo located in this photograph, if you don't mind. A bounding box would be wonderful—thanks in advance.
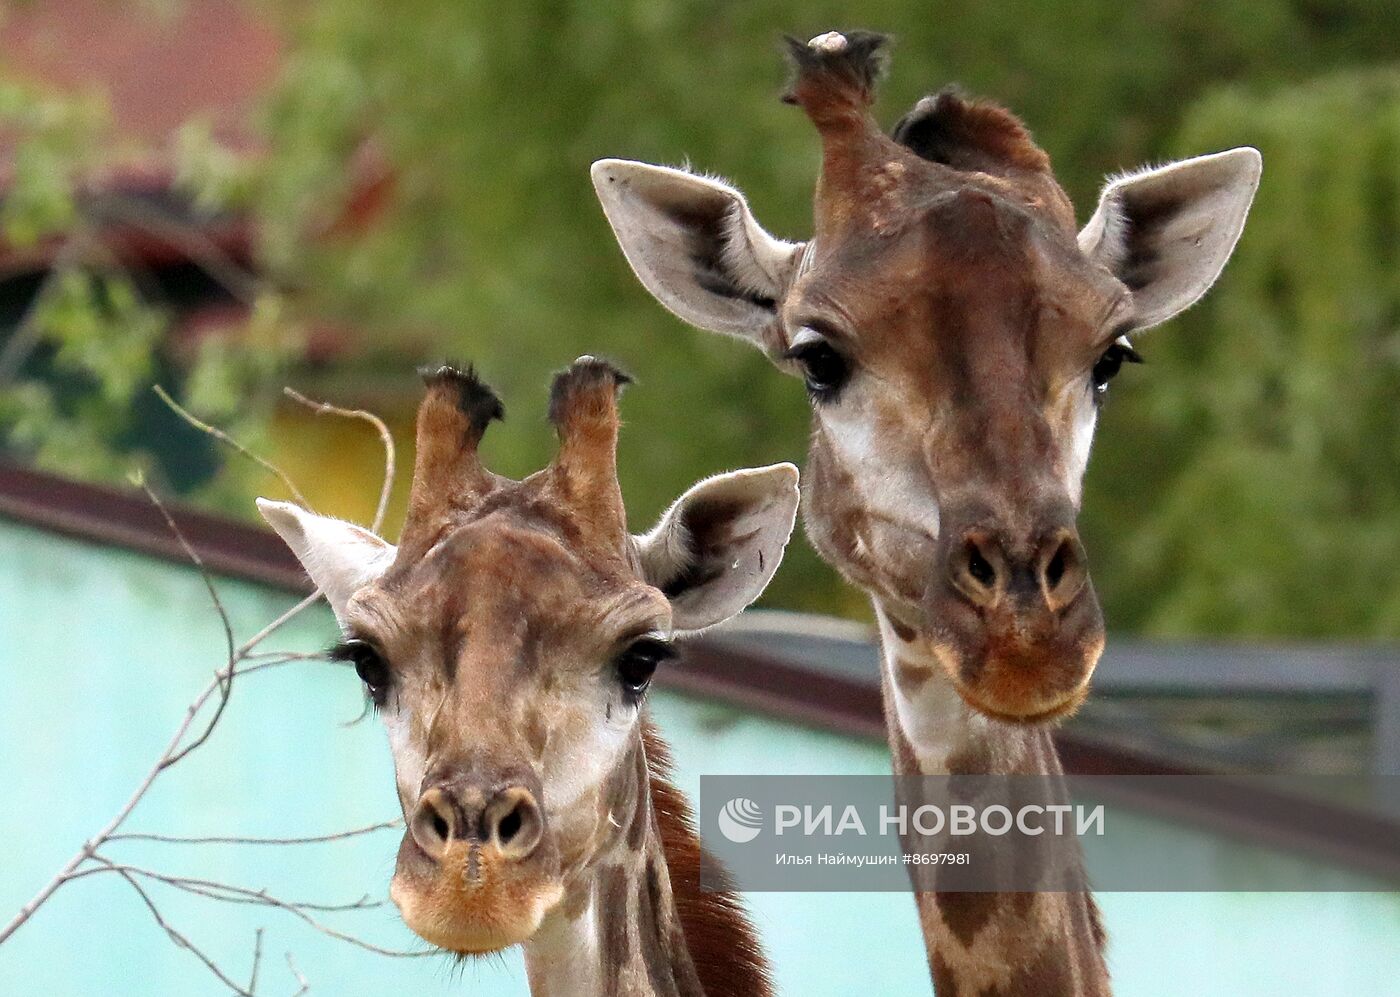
[717,798,764,843]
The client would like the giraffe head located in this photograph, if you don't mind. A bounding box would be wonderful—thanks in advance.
[592,30,1260,724]
[259,359,799,955]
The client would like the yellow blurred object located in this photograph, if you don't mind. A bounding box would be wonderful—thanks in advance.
[264,401,416,540]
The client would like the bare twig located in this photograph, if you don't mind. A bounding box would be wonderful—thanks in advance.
[0,482,240,945]
[99,862,430,959]
[104,866,386,914]
[283,387,396,532]
[250,928,265,994]
[108,818,401,848]
[235,594,324,657]
[135,477,239,770]
[154,385,310,510]
[285,952,310,996]
[105,862,254,996]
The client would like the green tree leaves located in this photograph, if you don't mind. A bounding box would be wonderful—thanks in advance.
[1083,69,1400,638]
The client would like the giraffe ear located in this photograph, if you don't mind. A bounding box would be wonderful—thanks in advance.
[256,499,396,625]
[591,159,804,350]
[637,463,800,634]
[1079,147,1262,330]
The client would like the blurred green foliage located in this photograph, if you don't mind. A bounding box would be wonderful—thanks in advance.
[0,73,298,499]
[4,1,1400,632]
[1083,69,1400,638]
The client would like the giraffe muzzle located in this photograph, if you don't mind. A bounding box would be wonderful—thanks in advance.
[925,505,1105,722]
[390,777,564,955]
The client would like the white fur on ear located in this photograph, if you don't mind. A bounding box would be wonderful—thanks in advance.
[591,159,804,347]
[636,463,800,634]
[256,499,396,624]
[1079,147,1262,330]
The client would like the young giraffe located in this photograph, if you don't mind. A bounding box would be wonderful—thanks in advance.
[592,30,1260,995]
[259,359,798,996]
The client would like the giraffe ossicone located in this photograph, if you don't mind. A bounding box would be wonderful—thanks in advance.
[260,359,793,995]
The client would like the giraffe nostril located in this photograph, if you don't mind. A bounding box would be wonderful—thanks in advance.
[409,788,459,862]
[1045,544,1067,590]
[946,534,1003,609]
[497,805,523,845]
[410,782,544,864]
[1039,533,1087,612]
[486,786,544,860]
[966,545,996,589]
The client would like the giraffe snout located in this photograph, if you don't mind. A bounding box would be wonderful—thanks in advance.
[919,498,1105,722]
[410,782,546,864]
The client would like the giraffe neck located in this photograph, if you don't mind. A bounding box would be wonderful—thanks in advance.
[524,720,770,997]
[873,601,1111,996]
[523,837,699,997]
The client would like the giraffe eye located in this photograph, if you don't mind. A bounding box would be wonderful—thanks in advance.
[783,328,851,401]
[1090,340,1143,396]
[614,638,675,701]
[332,639,392,707]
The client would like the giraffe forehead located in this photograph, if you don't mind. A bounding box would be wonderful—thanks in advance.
[399,508,618,591]
[364,517,663,672]
[800,210,1120,410]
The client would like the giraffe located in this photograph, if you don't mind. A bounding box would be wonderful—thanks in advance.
[258,358,799,996]
[591,29,1261,995]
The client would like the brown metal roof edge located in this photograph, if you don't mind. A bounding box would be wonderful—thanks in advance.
[5,462,1399,885]
[0,461,309,592]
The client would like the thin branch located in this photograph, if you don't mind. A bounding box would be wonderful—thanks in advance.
[283,387,396,532]
[60,861,385,913]
[105,862,253,996]
[109,818,402,848]
[233,655,342,683]
[122,870,385,914]
[1,485,245,945]
[285,952,310,996]
[0,490,235,944]
[154,385,310,510]
[105,862,432,959]
[250,928,264,994]
[135,477,238,771]
[234,594,323,660]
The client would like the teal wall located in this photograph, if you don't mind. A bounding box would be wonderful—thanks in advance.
[1,518,1397,995]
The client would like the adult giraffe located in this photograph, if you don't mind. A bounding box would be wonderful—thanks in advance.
[260,359,799,995]
[592,30,1260,995]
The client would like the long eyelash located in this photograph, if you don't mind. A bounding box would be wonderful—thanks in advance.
[327,642,377,721]
[329,638,393,719]
[1092,342,1144,408]
[1116,342,1145,365]
[345,695,376,725]
[630,637,678,662]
